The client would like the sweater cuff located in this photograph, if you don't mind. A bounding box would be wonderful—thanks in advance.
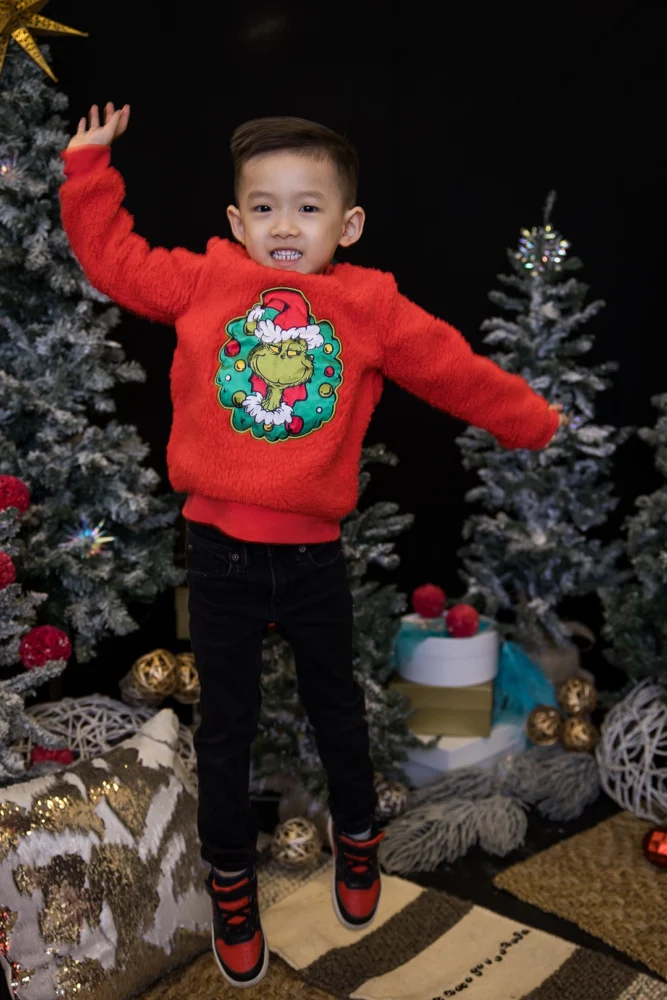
[60,144,111,178]
[529,407,561,450]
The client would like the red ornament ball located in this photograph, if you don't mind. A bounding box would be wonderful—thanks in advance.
[19,625,72,669]
[224,339,241,357]
[0,551,16,589]
[0,475,30,515]
[324,366,335,377]
[30,746,74,767]
[287,415,304,434]
[446,603,480,638]
[643,826,667,869]
[412,584,447,619]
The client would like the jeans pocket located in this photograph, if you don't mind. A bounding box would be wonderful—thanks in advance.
[186,524,246,579]
[304,540,344,569]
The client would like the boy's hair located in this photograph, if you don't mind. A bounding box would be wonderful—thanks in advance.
[231,116,359,207]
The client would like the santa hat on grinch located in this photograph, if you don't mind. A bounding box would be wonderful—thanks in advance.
[247,289,323,350]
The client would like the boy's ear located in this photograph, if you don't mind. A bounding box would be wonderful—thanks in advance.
[339,206,365,247]
[227,205,245,244]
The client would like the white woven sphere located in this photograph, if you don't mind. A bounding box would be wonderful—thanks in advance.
[596,679,667,822]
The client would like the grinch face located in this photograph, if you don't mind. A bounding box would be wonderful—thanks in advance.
[249,338,313,390]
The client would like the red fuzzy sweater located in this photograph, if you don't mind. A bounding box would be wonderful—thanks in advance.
[59,145,558,538]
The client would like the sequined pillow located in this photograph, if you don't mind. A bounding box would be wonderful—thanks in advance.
[0,709,210,1000]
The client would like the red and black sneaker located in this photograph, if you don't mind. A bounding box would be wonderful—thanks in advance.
[328,816,385,930]
[205,866,269,988]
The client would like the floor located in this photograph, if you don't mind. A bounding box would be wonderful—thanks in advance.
[1,793,659,1000]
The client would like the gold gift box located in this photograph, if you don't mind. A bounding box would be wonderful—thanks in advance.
[389,676,494,737]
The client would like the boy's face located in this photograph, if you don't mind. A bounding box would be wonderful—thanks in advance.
[227,151,365,274]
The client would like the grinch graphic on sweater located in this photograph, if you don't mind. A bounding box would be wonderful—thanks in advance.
[215,288,343,442]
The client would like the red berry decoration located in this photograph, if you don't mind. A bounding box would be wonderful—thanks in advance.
[30,746,74,767]
[287,415,304,434]
[412,584,447,619]
[643,826,667,869]
[0,475,30,515]
[0,551,16,589]
[19,625,72,668]
[446,603,480,638]
[224,338,241,357]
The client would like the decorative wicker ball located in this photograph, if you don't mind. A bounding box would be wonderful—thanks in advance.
[561,715,600,753]
[173,652,200,704]
[130,649,178,703]
[526,705,563,746]
[596,679,667,823]
[374,773,409,820]
[557,677,597,716]
[270,817,322,868]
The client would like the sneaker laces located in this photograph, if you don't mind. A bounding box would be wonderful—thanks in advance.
[339,831,385,879]
[211,877,252,929]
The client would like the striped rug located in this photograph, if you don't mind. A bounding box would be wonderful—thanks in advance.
[261,861,667,1000]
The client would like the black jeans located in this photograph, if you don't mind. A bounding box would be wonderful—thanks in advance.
[185,521,378,870]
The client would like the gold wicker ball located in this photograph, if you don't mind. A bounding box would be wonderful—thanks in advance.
[173,652,200,704]
[557,677,597,716]
[270,817,322,868]
[526,705,563,746]
[374,773,409,820]
[562,715,600,753]
[131,649,178,703]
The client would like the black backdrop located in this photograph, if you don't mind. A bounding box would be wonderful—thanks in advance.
[34,2,664,692]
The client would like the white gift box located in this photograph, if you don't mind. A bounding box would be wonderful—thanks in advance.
[401,721,527,788]
[396,613,499,687]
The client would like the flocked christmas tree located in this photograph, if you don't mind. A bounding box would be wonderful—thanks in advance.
[251,445,418,799]
[0,475,73,784]
[0,45,182,661]
[457,193,630,650]
[601,394,667,686]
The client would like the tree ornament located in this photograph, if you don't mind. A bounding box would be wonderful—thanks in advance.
[642,827,667,870]
[446,603,480,638]
[374,772,408,819]
[0,475,30,515]
[30,745,74,767]
[172,652,200,704]
[0,551,16,589]
[526,705,562,745]
[412,584,446,619]
[59,516,115,558]
[19,625,71,668]
[561,716,600,753]
[270,817,321,868]
[127,649,178,705]
[0,0,87,83]
[557,677,597,716]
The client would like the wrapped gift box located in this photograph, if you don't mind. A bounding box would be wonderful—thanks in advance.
[401,721,527,788]
[394,613,499,687]
[389,676,493,736]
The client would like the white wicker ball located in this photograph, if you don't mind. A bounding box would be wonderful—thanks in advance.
[596,679,667,823]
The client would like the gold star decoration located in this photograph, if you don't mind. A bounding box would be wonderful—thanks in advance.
[0,0,87,83]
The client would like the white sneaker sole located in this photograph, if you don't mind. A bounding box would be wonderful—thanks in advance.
[327,815,380,932]
[211,923,270,988]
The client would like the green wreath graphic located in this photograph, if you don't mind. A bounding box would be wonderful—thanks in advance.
[215,287,343,442]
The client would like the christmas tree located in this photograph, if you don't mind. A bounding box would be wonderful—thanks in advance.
[0,476,72,784]
[456,194,630,650]
[601,394,667,686]
[252,445,418,798]
[0,47,182,661]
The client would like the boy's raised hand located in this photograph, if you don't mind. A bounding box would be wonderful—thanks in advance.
[67,102,130,150]
[549,402,569,428]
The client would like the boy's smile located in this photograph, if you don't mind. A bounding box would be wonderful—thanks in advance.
[227,151,365,275]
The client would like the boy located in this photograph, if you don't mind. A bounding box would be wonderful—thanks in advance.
[60,104,565,989]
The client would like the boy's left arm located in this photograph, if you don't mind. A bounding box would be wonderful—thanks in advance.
[380,288,560,449]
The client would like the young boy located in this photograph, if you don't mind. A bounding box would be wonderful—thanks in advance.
[60,104,565,989]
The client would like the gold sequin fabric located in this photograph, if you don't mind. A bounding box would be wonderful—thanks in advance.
[0,710,211,999]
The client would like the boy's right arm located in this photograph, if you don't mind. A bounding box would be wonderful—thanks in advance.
[59,103,205,325]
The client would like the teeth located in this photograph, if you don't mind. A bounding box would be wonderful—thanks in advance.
[271,250,302,260]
